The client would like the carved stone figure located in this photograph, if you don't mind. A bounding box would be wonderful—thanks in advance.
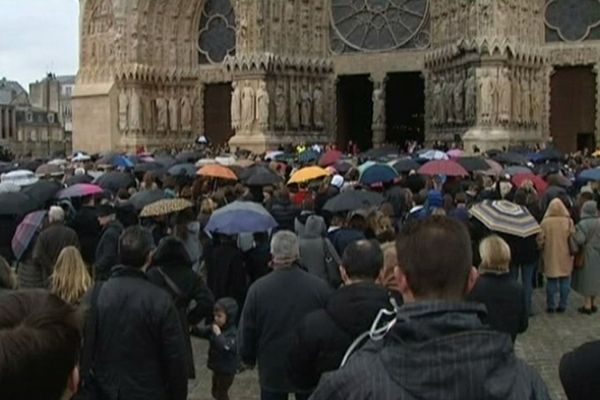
[521,72,531,125]
[118,89,129,131]
[464,69,476,123]
[129,89,141,131]
[530,71,541,125]
[156,93,168,132]
[169,93,179,132]
[289,82,300,128]
[231,82,241,130]
[256,81,270,129]
[181,91,193,132]
[313,85,324,129]
[453,71,465,124]
[274,83,286,129]
[479,70,496,124]
[431,77,443,125]
[372,83,385,126]
[511,70,522,124]
[443,73,454,124]
[241,84,255,129]
[142,90,153,133]
[300,84,312,128]
[497,68,512,124]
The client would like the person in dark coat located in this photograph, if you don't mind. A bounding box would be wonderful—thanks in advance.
[147,236,215,379]
[205,234,248,310]
[0,216,18,262]
[560,340,600,400]
[29,206,80,288]
[329,211,368,257]
[298,215,342,288]
[71,195,100,265]
[194,297,240,400]
[238,231,331,400]
[269,187,300,232]
[81,226,188,400]
[244,232,272,283]
[468,235,528,342]
[290,240,391,390]
[311,216,550,400]
[94,205,124,281]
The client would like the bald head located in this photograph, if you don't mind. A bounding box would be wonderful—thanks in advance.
[342,240,383,281]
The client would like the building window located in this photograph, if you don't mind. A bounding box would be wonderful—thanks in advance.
[26,112,33,122]
[197,0,236,64]
[48,113,55,124]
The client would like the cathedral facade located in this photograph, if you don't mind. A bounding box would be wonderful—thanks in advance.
[73,0,600,154]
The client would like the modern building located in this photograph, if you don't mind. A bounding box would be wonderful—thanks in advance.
[73,0,600,154]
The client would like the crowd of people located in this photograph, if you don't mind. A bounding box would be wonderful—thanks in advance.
[1,142,600,400]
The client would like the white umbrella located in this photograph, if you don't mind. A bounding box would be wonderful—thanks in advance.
[1,170,39,187]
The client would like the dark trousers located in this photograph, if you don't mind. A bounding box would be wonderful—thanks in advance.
[260,390,311,400]
[212,373,235,400]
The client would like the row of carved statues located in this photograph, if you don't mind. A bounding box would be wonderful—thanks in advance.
[430,66,543,127]
[118,87,195,134]
[231,78,326,132]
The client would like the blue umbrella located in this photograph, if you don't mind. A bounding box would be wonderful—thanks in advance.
[205,201,278,234]
[168,163,197,177]
[359,164,399,186]
[298,149,318,163]
[579,169,600,182]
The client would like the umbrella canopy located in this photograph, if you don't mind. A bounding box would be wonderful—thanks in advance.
[22,180,62,207]
[168,163,197,177]
[418,160,468,177]
[234,159,256,168]
[134,162,165,175]
[483,159,504,176]
[1,170,39,187]
[11,210,46,260]
[456,157,489,172]
[140,198,193,218]
[0,182,20,193]
[0,192,38,216]
[65,173,94,186]
[197,164,238,180]
[447,149,464,159]
[128,189,165,211]
[390,159,420,173]
[13,159,43,172]
[358,161,377,175]
[176,151,203,163]
[265,150,284,161]
[298,149,319,163]
[511,173,548,193]
[504,165,533,176]
[288,166,330,184]
[215,155,237,166]
[418,149,449,161]
[493,152,529,165]
[319,150,343,167]
[360,146,399,160]
[205,201,277,234]
[72,152,91,162]
[57,183,104,199]
[94,171,136,193]
[323,190,385,213]
[359,164,399,186]
[534,163,563,177]
[96,153,134,168]
[470,200,541,238]
[36,163,64,177]
[243,166,283,186]
[154,155,177,168]
[333,160,353,175]
[529,148,564,163]
[579,168,600,182]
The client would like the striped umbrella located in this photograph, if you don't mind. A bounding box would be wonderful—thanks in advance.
[205,201,277,234]
[470,200,541,238]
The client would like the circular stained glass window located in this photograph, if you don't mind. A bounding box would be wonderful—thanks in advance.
[331,0,429,52]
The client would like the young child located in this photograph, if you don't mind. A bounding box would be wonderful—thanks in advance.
[196,297,240,400]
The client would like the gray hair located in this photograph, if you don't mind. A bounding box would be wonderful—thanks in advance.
[270,230,299,267]
[48,206,65,224]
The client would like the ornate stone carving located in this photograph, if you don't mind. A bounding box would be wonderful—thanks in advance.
[181,91,193,132]
[453,70,465,124]
[497,67,511,124]
[289,81,300,129]
[479,69,497,124]
[313,84,324,129]
[241,83,255,129]
[432,76,443,126]
[300,82,312,128]
[231,82,242,131]
[256,81,270,129]
[129,88,141,131]
[168,93,179,133]
[142,89,153,133]
[464,68,476,124]
[274,83,287,129]
[443,72,454,124]
[118,89,129,131]
[372,83,385,127]
[521,71,532,125]
[156,93,169,132]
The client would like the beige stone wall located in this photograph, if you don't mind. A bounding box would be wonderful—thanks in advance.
[72,82,117,153]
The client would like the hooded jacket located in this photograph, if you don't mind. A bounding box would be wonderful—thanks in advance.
[311,301,550,400]
[290,282,391,390]
[538,198,574,278]
[299,215,342,288]
[205,297,240,375]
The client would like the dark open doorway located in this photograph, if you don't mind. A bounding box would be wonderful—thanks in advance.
[386,72,425,146]
[336,75,373,151]
[550,66,596,153]
[204,83,232,145]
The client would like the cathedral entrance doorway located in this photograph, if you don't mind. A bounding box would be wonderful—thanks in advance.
[204,83,233,146]
[385,72,425,146]
[550,66,597,153]
[336,75,373,151]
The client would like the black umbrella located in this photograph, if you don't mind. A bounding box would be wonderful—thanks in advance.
[168,163,197,178]
[391,159,421,173]
[22,180,62,207]
[0,192,38,216]
[94,171,136,193]
[65,174,94,186]
[493,152,529,166]
[175,151,203,163]
[246,168,283,186]
[154,155,177,168]
[323,190,385,213]
[456,157,490,172]
[534,163,563,176]
[13,159,44,172]
[359,146,399,160]
[134,162,165,175]
[531,148,564,163]
[128,189,165,211]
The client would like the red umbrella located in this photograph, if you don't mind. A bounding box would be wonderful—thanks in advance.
[418,160,468,177]
[512,173,548,193]
[319,150,343,167]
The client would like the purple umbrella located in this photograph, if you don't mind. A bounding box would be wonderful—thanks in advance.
[12,210,46,260]
[57,183,104,199]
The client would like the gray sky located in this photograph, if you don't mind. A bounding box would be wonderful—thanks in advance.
[0,0,79,91]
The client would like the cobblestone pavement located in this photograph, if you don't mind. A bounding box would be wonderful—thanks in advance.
[189,289,600,400]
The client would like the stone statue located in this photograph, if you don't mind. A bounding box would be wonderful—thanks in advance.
[181,91,193,132]
[118,89,129,131]
[464,69,476,123]
[511,70,522,124]
[256,81,270,129]
[300,84,312,128]
[129,89,141,131]
[231,82,241,130]
[521,72,531,125]
[313,85,324,129]
[530,71,541,125]
[142,90,153,133]
[156,92,168,132]
[479,69,496,124]
[432,77,443,125]
[497,68,512,124]
[274,83,287,129]
[289,82,300,129]
[241,84,255,129]
[372,83,385,126]
[443,73,454,124]
[453,71,465,124]
[169,93,179,132]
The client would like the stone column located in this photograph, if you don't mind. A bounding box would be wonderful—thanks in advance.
[4,107,10,140]
[370,75,387,148]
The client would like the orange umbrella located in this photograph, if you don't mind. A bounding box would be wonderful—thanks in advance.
[288,166,330,184]
[197,164,238,180]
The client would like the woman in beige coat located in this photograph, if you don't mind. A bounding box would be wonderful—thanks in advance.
[538,198,574,313]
